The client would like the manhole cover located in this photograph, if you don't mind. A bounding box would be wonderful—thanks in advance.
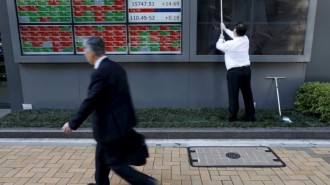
[188,146,286,167]
[226,152,241,159]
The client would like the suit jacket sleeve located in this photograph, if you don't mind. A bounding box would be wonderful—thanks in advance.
[69,71,105,130]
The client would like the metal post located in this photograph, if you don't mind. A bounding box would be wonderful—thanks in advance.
[266,77,286,116]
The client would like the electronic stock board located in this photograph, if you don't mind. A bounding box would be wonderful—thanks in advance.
[15,0,182,55]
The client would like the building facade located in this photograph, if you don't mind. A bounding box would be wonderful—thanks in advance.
[0,0,329,110]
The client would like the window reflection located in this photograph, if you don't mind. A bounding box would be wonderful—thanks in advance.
[197,0,309,55]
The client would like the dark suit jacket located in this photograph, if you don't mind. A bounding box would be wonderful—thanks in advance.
[69,58,137,143]
[69,58,148,166]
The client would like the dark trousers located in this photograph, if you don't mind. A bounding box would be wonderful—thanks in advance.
[227,66,255,121]
[95,143,153,185]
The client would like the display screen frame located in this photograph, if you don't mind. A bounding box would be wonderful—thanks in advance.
[9,0,188,63]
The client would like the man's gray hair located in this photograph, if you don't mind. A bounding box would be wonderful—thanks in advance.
[83,36,105,56]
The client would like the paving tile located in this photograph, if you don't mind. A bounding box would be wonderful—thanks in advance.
[0,146,329,184]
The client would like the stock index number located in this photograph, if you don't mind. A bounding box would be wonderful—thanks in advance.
[131,1,155,7]
[130,15,156,21]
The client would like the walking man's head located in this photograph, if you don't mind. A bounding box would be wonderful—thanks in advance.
[234,23,247,37]
[83,36,105,65]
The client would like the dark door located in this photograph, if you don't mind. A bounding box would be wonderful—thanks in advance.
[0,32,10,108]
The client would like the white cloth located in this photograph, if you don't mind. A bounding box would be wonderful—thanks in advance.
[216,29,250,70]
[94,56,107,69]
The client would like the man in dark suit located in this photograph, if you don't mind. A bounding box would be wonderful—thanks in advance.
[62,36,158,185]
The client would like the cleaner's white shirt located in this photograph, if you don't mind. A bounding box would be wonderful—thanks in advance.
[216,30,250,70]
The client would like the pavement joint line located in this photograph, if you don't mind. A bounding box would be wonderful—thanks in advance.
[0,139,330,147]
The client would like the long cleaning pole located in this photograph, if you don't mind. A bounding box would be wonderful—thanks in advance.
[220,0,223,35]
[274,78,282,116]
[266,77,285,117]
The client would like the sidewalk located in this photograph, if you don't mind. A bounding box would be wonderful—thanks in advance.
[0,144,330,185]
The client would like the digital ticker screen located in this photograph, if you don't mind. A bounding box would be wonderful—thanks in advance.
[16,0,72,23]
[129,24,181,54]
[128,0,181,23]
[75,25,127,54]
[73,0,126,23]
[15,0,182,55]
[19,25,74,54]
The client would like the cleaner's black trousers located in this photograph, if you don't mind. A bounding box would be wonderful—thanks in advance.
[227,65,255,121]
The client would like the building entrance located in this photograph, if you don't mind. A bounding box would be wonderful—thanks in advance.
[0,32,10,109]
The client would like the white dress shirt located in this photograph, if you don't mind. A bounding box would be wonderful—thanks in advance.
[216,29,250,70]
[94,56,107,69]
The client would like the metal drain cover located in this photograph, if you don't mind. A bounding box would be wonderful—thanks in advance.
[188,146,285,167]
[226,152,241,159]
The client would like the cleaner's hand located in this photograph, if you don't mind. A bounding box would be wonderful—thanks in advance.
[62,122,72,134]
